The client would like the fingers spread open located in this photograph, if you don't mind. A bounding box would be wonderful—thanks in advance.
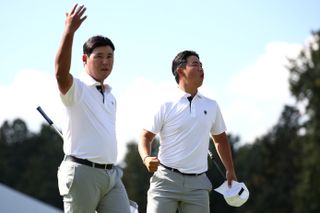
[69,3,78,15]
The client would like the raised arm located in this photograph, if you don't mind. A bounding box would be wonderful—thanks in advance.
[55,4,87,94]
[211,132,237,186]
[138,129,160,172]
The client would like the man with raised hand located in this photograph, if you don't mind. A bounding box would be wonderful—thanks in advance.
[55,4,130,213]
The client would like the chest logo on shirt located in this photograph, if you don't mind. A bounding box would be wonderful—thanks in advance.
[204,110,207,115]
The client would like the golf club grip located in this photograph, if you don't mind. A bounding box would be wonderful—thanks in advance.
[36,106,54,125]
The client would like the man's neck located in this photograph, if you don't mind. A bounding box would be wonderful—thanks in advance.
[178,84,198,97]
[84,69,105,85]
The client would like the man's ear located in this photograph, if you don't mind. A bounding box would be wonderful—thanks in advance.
[82,54,87,63]
[176,67,184,77]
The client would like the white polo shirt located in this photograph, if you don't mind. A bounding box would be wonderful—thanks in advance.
[144,88,226,173]
[59,72,117,164]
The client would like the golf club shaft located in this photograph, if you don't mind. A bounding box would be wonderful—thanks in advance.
[208,150,226,179]
[36,106,63,139]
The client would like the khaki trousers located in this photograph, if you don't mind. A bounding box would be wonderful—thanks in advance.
[57,160,130,213]
[147,165,212,213]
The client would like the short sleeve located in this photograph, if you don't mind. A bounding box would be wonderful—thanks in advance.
[60,78,82,106]
[142,103,165,135]
[210,103,227,135]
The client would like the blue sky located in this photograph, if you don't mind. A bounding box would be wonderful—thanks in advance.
[1,0,319,161]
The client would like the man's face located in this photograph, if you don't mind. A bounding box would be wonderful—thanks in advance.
[84,46,114,82]
[180,55,204,87]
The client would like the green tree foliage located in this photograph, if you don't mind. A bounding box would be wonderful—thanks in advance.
[234,105,301,212]
[121,142,150,213]
[0,119,64,209]
[122,138,159,213]
[0,119,30,144]
[288,30,320,212]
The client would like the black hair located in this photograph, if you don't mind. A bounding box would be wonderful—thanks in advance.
[171,50,199,83]
[83,35,115,56]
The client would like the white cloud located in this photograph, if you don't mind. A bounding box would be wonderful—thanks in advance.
[116,78,178,161]
[0,69,63,133]
[223,42,302,143]
[0,41,304,162]
[0,71,178,163]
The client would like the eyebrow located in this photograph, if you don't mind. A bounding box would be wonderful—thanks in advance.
[94,52,113,56]
[191,61,201,65]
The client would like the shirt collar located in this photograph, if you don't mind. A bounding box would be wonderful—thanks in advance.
[176,86,203,100]
[79,71,112,92]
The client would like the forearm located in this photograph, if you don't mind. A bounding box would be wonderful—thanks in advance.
[212,133,235,173]
[139,129,160,172]
[216,142,235,173]
[55,31,74,85]
[55,4,86,94]
[138,130,154,161]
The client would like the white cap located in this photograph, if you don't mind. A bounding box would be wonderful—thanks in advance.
[214,180,249,207]
[129,200,139,213]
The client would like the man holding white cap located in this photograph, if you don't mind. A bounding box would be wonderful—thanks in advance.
[139,50,239,213]
[214,180,249,207]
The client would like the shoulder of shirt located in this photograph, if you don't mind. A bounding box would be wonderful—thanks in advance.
[197,92,218,104]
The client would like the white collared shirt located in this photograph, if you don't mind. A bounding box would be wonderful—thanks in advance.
[59,72,117,164]
[144,88,226,173]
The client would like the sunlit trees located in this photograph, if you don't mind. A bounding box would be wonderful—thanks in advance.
[288,30,320,212]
